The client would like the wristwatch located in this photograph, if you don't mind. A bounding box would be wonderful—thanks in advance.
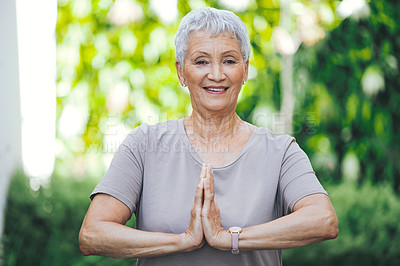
[228,226,242,255]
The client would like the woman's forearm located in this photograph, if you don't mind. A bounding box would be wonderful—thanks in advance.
[79,220,194,258]
[80,178,205,259]
[209,194,338,251]
[239,198,338,250]
[78,193,203,259]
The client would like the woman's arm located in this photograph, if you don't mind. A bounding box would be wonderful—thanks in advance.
[238,193,337,250]
[201,165,338,251]
[79,171,206,259]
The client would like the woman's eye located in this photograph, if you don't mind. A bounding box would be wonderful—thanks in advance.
[195,60,206,65]
[225,59,236,64]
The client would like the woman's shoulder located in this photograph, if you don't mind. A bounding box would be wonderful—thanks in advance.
[126,119,182,141]
[251,125,296,153]
[253,125,294,142]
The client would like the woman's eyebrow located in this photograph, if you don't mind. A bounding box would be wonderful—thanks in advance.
[191,50,240,57]
[191,51,210,57]
[222,50,240,56]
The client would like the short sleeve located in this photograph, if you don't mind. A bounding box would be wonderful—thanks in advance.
[279,139,327,215]
[90,125,146,217]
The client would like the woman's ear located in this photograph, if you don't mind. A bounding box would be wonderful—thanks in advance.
[244,59,249,83]
[175,60,185,87]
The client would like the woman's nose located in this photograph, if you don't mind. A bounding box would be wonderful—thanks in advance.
[207,63,226,82]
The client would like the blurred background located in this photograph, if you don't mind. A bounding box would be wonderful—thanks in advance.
[1,0,399,265]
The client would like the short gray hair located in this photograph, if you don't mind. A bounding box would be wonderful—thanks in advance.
[175,7,251,67]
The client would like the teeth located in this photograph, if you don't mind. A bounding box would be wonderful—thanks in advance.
[205,88,226,92]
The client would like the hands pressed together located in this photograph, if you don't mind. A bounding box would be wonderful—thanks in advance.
[182,163,232,252]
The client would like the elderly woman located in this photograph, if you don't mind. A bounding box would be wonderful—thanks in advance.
[79,7,338,265]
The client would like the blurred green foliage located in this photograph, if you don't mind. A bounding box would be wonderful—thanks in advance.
[284,181,400,266]
[293,0,400,190]
[2,171,137,266]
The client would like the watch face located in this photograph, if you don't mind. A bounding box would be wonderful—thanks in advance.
[229,226,242,233]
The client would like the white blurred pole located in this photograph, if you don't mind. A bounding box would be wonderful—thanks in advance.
[16,0,57,184]
[278,0,294,135]
[0,0,22,244]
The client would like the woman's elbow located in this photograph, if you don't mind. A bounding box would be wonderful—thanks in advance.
[79,226,93,256]
[323,212,339,240]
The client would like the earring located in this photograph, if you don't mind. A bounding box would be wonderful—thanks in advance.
[243,80,246,85]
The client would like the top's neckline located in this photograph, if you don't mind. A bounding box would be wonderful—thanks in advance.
[177,118,258,169]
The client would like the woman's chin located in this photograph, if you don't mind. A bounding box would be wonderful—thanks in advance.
[202,103,234,114]
[195,96,238,114]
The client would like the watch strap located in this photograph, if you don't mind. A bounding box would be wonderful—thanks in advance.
[231,232,239,254]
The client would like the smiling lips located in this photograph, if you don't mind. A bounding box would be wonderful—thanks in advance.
[202,86,229,94]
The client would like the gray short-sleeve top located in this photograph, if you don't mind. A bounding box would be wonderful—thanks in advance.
[91,118,327,266]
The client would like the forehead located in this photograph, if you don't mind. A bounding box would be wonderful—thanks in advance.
[186,30,241,54]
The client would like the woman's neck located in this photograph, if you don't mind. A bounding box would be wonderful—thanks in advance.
[184,110,246,142]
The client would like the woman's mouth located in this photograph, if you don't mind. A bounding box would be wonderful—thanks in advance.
[202,87,229,94]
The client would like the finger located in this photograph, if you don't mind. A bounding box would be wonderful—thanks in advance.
[204,164,214,200]
[195,164,206,207]
[214,200,220,215]
[199,163,206,180]
[203,165,210,197]
[203,179,213,208]
[194,178,204,213]
[207,163,215,196]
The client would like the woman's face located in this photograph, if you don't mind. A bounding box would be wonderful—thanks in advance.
[176,31,249,116]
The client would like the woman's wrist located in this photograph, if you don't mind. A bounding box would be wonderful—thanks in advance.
[178,232,204,252]
[179,229,231,252]
[207,228,231,251]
